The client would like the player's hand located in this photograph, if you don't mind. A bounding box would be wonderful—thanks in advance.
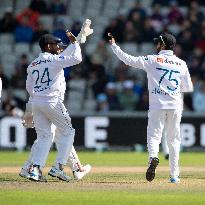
[22,111,34,128]
[108,33,115,45]
[66,31,77,44]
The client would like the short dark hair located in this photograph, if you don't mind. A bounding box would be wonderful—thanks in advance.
[153,33,176,50]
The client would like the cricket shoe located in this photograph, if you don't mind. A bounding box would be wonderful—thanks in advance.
[19,168,30,179]
[146,157,159,182]
[29,166,47,182]
[48,166,71,182]
[164,154,169,160]
[73,164,92,180]
[170,177,180,183]
[77,19,93,43]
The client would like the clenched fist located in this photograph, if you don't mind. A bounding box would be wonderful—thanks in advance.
[108,33,115,44]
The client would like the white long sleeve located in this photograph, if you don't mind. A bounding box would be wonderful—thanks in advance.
[50,42,82,69]
[111,43,153,71]
[110,44,193,110]
[60,44,75,56]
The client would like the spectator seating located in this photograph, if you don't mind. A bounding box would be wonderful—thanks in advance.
[0,0,204,113]
[66,79,86,111]
[39,15,54,31]
[0,33,14,44]
[14,43,30,55]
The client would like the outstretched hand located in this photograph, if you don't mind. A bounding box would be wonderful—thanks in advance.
[66,31,77,43]
[108,33,115,44]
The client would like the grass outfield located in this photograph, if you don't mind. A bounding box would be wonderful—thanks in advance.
[0,151,205,205]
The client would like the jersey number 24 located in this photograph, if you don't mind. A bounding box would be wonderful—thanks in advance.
[32,67,52,89]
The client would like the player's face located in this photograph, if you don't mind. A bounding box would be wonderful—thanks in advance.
[48,43,60,54]
[57,47,65,54]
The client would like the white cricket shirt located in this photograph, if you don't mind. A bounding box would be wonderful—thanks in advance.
[26,42,82,103]
[111,43,193,110]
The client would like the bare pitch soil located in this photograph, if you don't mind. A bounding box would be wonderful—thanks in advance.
[0,166,205,192]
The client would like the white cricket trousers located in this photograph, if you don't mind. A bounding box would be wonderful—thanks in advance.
[162,132,169,156]
[53,126,81,171]
[23,143,80,171]
[147,109,182,177]
[22,128,80,171]
[31,101,75,169]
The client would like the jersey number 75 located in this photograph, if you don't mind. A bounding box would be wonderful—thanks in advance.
[156,67,180,91]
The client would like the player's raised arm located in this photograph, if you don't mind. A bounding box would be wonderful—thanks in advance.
[108,33,150,71]
[51,32,82,68]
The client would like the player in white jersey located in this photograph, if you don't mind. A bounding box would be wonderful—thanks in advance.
[20,33,93,181]
[20,20,93,181]
[49,39,92,180]
[24,31,82,182]
[108,32,193,183]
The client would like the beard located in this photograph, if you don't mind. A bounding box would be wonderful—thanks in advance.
[50,49,58,55]
[156,45,162,53]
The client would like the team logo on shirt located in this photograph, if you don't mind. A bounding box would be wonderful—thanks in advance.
[155,57,182,66]
[157,57,164,63]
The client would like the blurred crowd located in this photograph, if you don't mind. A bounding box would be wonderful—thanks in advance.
[0,0,205,115]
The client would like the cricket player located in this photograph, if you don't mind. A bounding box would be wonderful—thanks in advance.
[21,20,93,182]
[24,31,83,182]
[109,32,193,183]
